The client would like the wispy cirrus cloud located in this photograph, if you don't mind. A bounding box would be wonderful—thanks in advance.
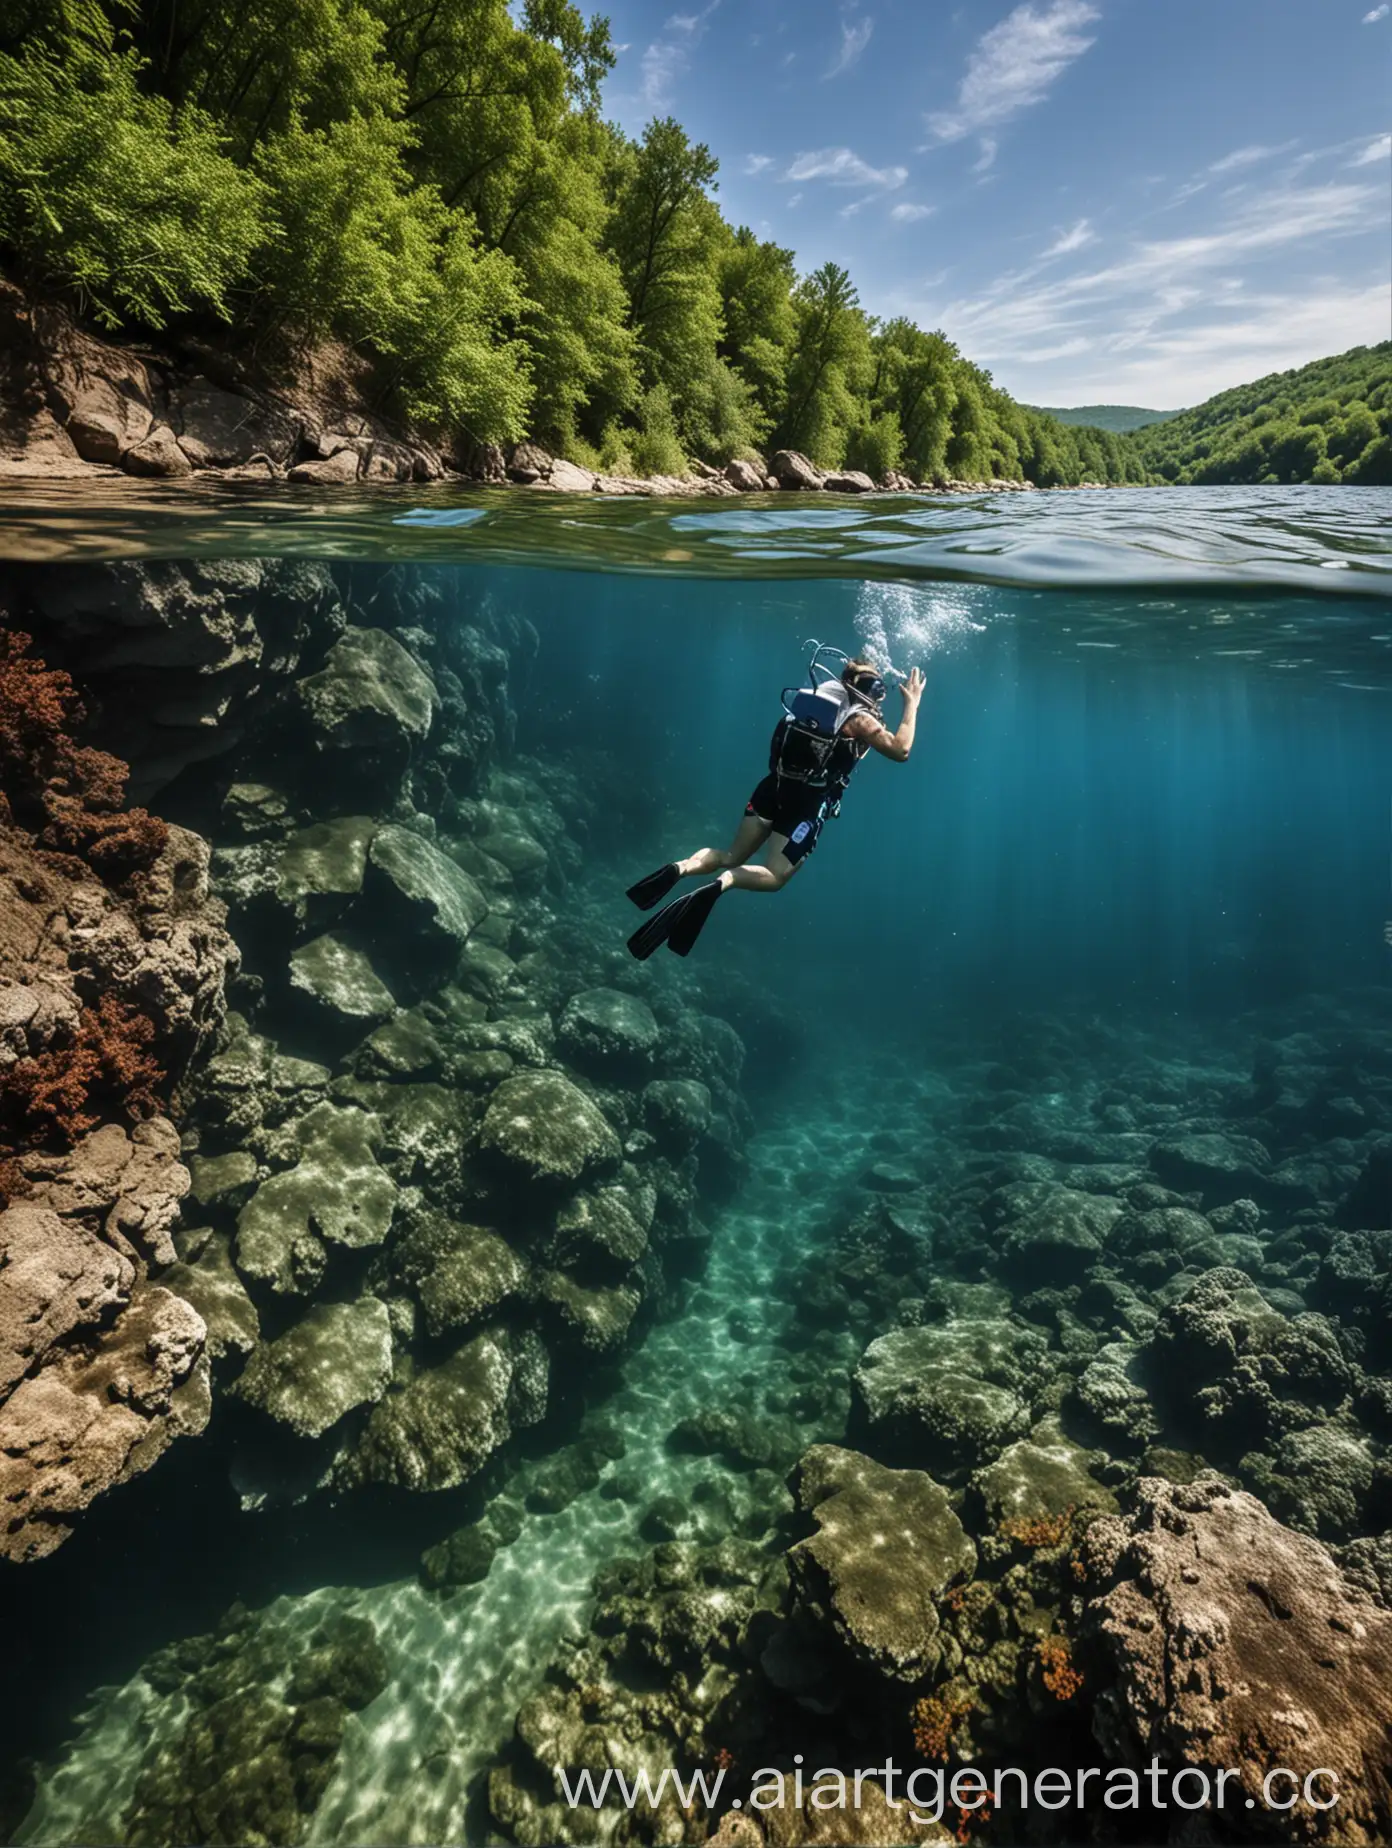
[926,0,1099,144]
[890,202,936,222]
[744,153,774,175]
[1362,4,1388,21]
[785,147,907,190]
[826,11,874,78]
[1044,217,1095,255]
[972,138,998,174]
[1208,140,1298,173]
[1350,131,1391,165]
[638,0,719,108]
[893,173,1387,401]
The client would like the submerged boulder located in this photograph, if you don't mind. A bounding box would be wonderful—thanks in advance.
[854,1318,1048,1472]
[233,1298,393,1437]
[364,825,488,974]
[478,1069,621,1187]
[558,987,659,1076]
[235,1103,397,1296]
[294,626,437,757]
[287,933,396,1035]
[340,1326,547,1491]
[391,1210,526,1335]
[1081,1474,1392,1842]
[789,1444,974,1681]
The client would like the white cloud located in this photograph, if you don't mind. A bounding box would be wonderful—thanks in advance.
[744,153,774,175]
[1208,142,1296,174]
[787,191,803,208]
[1045,217,1095,255]
[890,202,936,222]
[1363,4,1388,21]
[926,0,1099,143]
[638,1,719,107]
[785,147,908,189]
[890,173,1389,403]
[826,12,874,78]
[1350,132,1392,166]
[973,137,998,173]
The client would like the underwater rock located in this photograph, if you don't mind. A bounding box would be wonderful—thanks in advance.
[390,1209,526,1335]
[0,1284,209,1562]
[294,625,437,757]
[535,1269,641,1353]
[235,1103,397,1295]
[274,816,377,928]
[1337,1141,1391,1228]
[287,932,397,1035]
[789,1444,974,1682]
[853,1319,1047,1472]
[997,1184,1122,1285]
[1081,1472,1392,1843]
[971,1416,1118,1527]
[185,1148,259,1214]
[161,1227,260,1361]
[558,987,659,1076]
[190,1018,332,1156]
[364,824,488,976]
[1149,1130,1271,1203]
[1243,1424,1376,1542]
[15,559,344,797]
[420,1519,500,1589]
[1149,1266,1353,1448]
[0,1201,132,1393]
[478,1068,621,1187]
[642,1077,713,1152]
[540,1182,653,1273]
[1069,1339,1162,1449]
[124,1604,388,1845]
[339,1325,547,1491]
[23,1116,190,1267]
[232,1297,394,1437]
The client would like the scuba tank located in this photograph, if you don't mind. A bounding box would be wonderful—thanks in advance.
[769,641,881,786]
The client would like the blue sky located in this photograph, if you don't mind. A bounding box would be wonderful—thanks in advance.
[599,0,1392,408]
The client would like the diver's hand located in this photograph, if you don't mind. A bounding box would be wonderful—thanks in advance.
[900,667,926,705]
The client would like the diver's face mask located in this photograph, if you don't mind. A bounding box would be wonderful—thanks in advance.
[846,669,887,708]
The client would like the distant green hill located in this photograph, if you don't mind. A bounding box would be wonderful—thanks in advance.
[1029,404,1181,433]
[1130,343,1392,485]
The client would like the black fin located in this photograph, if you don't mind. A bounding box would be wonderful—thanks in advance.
[666,880,723,957]
[626,862,682,910]
[627,890,691,960]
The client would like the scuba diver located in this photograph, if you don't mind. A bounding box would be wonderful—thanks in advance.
[626,642,925,959]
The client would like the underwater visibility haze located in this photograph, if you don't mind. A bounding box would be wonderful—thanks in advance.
[1,483,1391,1848]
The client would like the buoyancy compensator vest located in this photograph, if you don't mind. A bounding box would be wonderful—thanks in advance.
[768,642,880,793]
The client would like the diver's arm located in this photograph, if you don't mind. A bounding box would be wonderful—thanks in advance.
[850,668,924,763]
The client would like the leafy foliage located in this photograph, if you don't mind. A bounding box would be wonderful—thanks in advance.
[1132,344,1392,485]
[0,42,262,328]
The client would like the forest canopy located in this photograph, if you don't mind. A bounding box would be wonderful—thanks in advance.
[1129,345,1392,486]
[0,2,1384,486]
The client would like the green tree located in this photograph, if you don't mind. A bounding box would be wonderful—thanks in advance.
[718,227,796,426]
[0,41,263,328]
[777,262,872,467]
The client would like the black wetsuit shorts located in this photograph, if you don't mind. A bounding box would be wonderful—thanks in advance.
[745,774,832,865]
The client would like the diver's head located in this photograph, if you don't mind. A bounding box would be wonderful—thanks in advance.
[842,658,887,709]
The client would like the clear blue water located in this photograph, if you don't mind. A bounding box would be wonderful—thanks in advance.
[3,483,1391,1846]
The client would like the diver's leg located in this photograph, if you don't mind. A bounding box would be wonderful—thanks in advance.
[722,837,800,893]
[679,813,771,876]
